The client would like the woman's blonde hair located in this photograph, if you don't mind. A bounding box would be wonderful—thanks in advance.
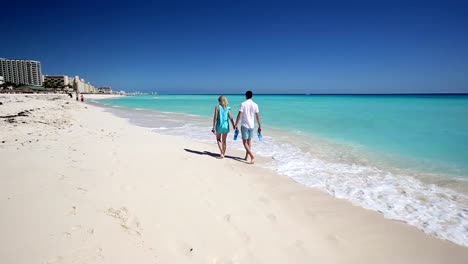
[218,95,229,109]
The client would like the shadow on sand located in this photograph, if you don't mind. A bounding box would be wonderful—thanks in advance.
[184,149,248,163]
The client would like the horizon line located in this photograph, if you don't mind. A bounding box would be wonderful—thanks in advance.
[147,92,468,96]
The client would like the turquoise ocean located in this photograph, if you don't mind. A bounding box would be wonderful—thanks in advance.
[94,94,468,246]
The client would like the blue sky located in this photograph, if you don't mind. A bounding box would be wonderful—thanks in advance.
[1,0,467,93]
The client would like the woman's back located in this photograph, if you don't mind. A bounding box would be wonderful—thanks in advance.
[216,105,231,133]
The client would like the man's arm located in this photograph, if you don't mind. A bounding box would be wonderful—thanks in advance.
[256,112,262,132]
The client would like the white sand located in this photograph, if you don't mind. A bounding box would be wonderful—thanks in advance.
[0,94,467,264]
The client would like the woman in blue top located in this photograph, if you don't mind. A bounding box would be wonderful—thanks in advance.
[212,95,235,158]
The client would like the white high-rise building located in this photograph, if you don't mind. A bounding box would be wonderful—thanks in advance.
[0,58,43,86]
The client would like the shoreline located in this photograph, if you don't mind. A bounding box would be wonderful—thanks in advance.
[94,99,468,181]
[1,94,467,263]
[93,94,468,177]
[83,94,126,100]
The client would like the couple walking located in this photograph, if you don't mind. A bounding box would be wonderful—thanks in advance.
[211,91,262,164]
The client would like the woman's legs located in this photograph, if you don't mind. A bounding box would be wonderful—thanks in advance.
[221,133,228,157]
[216,133,223,156]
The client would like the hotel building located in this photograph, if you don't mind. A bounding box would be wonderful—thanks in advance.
[43,75,70,89]
[43,75,98,93]
[98,86,112,94]
[0,58,43,86]
[71,76,97,93]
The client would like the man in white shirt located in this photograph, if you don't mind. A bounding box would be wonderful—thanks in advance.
[234,90,262,164]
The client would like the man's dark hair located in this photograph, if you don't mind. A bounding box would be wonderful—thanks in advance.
[245,90,253,99]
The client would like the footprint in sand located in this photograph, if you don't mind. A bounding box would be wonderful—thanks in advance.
[62,225,94,241]
[224,214,231,222]
[104,207,158,259]
[105,207,142,236]
[76,187,88,194]
[63,225,81,237]
[221,214,251,244]
[69,206,77,216]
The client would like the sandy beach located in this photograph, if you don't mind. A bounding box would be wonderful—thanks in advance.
[0,94,467,264]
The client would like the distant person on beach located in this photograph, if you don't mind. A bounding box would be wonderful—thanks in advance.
[76,92,79,101]
[235,90,262,164]
[80,94,84,102]
[212,95,235,158]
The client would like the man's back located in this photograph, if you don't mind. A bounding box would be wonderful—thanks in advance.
[239,99,259,129]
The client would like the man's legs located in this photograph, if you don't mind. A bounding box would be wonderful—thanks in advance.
[241,127,255,163]
[243,139,254,163]
[243,140,248,160]
[242,139,250,159]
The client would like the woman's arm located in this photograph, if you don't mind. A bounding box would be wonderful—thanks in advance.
[212,106,218,131]
[228,110,235,128]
